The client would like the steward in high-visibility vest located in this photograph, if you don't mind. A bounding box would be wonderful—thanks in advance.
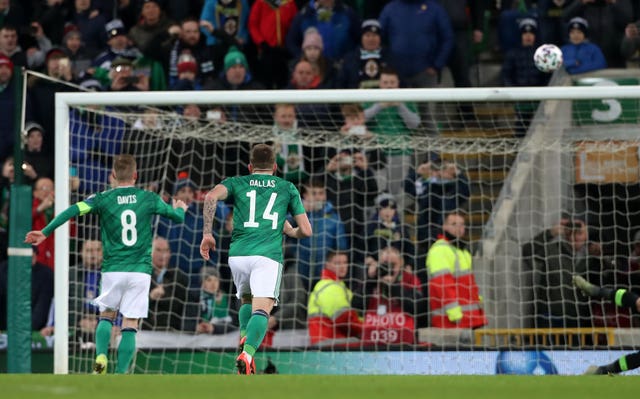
[426,211,487,329]
[307,251,363,344]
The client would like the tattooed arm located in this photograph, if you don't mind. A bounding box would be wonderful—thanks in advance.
[200,184,228,260]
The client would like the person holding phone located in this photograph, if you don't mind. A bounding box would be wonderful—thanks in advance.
[521,216,612,337]
[23,122,53,182]
[324,148,378,263]
[363,66,421,214]
[108,57,149,91]
[27,48,77,159]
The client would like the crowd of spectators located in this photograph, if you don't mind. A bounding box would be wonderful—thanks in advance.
[1,0,636,182]
[1,0,636,162]
[1,0,640,346]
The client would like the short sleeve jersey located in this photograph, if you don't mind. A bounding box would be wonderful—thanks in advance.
[222,174,305,263]
[79,186,184,274]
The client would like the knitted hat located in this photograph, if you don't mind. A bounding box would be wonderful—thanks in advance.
[519,18,537,34]
[79,78,103,91]
[173,178,197,194]
[361,19,381,35]
[45,47,66,64]
[568,17,588,35]
[0,54,13,72]
[302,27,323,50]
[201,266,219,280]
[223,46,249,72]
[375,193,396,208]
[105,19,127,39]
[111,56,134,68]
[142,0,164,8]
[62,23,81,43]
[378,198,397,209]
[25,121,45,136]
[177,53,198,74]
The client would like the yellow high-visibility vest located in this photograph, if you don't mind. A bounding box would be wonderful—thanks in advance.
[308,279,353,320]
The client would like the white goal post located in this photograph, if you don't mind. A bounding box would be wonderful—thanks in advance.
[54,84,640,374]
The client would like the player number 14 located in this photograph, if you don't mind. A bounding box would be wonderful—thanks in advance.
[244,190,279,229]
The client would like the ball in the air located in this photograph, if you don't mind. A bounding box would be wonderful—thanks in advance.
[533,44,563,73]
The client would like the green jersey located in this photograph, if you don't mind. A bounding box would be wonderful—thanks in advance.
[222,174,305,263]
[42,186,185,274]
[364,101,418,155]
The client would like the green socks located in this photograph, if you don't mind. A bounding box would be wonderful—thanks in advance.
[94,321,137,374]
[243,310,269,357]
[116,328,137,374]
[95,318,113,357]
[238,303,253,337]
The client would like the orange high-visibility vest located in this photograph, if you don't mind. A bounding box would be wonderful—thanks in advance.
[426,239,487,329]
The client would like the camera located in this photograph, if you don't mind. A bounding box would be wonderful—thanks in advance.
[348,125,366,136]
[206,110,222,120]
[564,221,583,230]
[377,262,393,277]
[338,155,353,167]
[20,26,38,36]
[123,76,139,84]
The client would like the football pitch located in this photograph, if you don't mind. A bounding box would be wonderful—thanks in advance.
[0,375,634,399]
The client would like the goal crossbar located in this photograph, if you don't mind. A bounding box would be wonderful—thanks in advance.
[57,86,640,107]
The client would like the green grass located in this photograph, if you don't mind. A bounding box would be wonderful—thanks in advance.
[0,375,634,399]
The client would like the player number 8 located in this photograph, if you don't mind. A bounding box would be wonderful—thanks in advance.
[121,209,138,246]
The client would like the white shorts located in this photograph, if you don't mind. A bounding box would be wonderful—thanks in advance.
[228,256,283,304]
[93,272,151,318]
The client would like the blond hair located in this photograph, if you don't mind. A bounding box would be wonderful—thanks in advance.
[112,154,137,181]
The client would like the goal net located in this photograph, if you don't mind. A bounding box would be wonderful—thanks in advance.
[54,71,640,375]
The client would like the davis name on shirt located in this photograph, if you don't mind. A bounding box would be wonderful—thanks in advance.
[117,195,137,204]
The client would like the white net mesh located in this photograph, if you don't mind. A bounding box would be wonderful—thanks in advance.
[61,78,640,374]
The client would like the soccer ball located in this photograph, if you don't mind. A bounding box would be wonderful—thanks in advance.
[533,44,563,73]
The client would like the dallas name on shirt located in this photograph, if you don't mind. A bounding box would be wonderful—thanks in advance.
[249,179,276,188]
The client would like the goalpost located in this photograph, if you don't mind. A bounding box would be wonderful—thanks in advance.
[54,81,640,375]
